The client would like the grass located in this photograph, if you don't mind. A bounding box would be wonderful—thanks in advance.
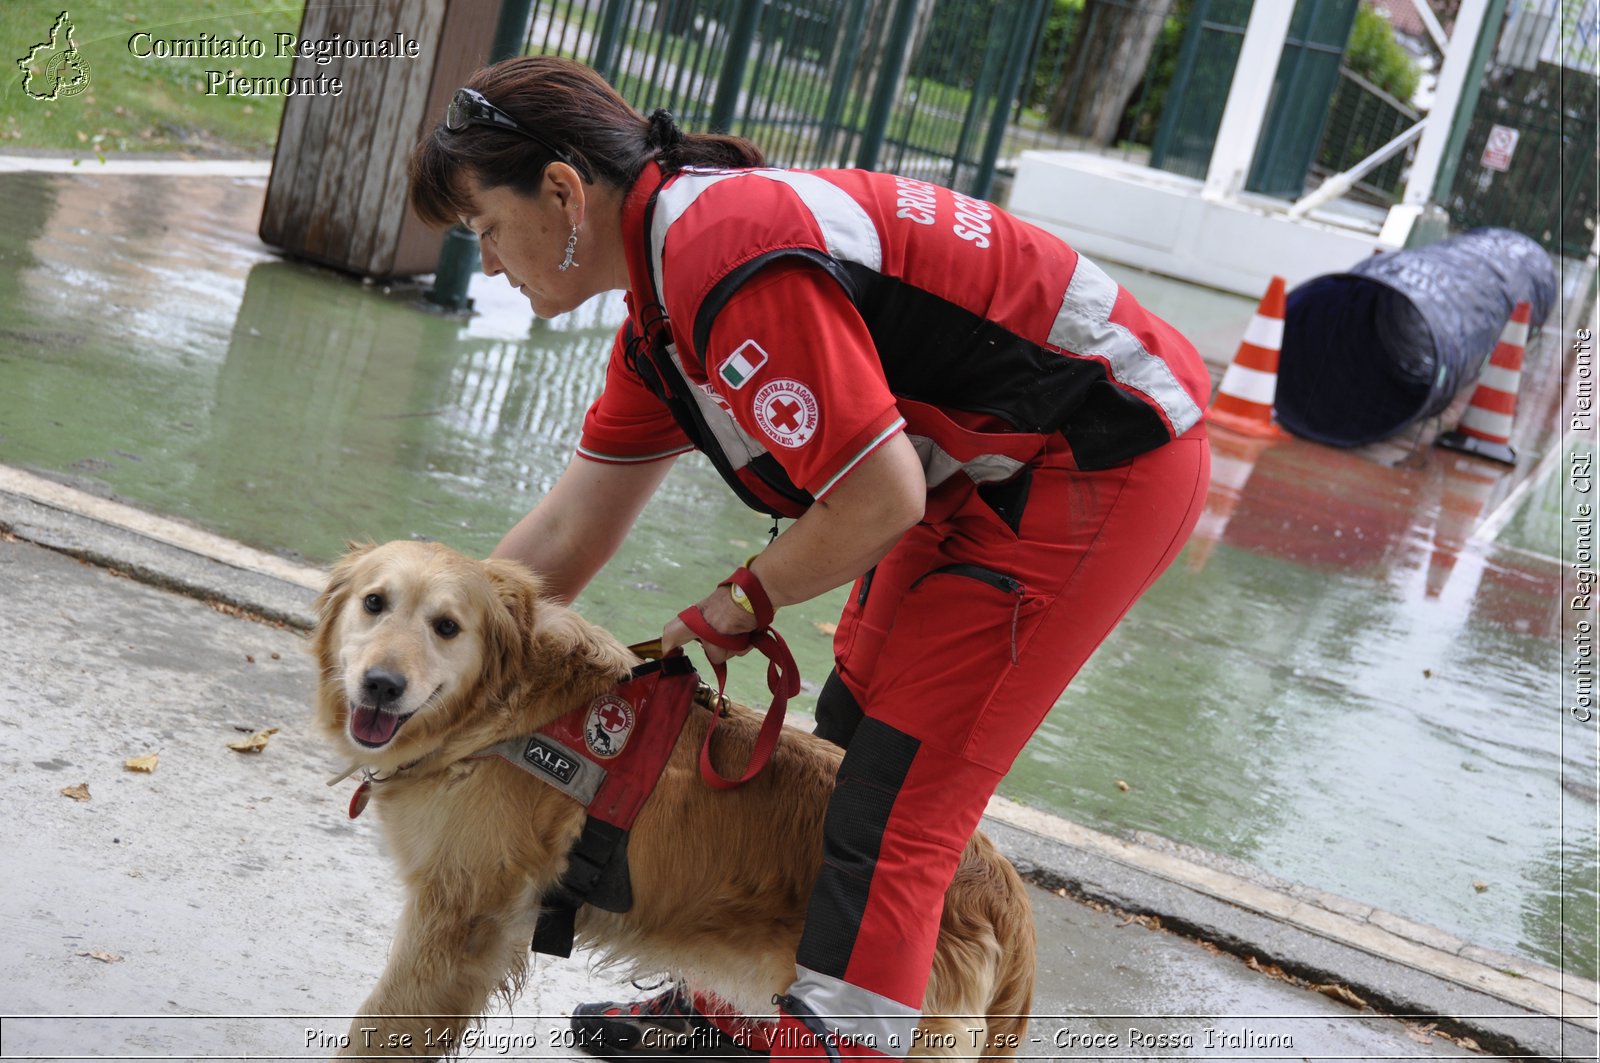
[1,0,306,158]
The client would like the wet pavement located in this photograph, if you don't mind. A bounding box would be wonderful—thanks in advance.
[0,159,1595,1058]
[0,491,1581,1061]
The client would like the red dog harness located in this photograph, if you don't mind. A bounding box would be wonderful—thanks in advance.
[344,630,800,958]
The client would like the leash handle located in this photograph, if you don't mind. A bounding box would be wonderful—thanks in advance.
[719,566,775,628]
[674,607,801,790]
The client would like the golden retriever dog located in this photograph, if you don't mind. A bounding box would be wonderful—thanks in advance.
[313,540,1035,1059]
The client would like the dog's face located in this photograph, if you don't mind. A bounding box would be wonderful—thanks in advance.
[313,541,532,765]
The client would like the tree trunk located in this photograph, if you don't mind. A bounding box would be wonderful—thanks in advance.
[1048,0,1176,144]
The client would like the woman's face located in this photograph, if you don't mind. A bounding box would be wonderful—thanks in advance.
[459,172,589,319]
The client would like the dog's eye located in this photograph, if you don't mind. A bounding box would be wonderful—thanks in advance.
[433,617,460,639]
[363,593,384,615]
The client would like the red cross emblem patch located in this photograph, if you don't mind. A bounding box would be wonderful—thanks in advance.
[583,693,635,759]
[752,379,819,449]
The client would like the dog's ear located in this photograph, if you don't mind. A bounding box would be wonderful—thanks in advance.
[314,541,377,629]
[310,541,378,680]
[480,558,544,687]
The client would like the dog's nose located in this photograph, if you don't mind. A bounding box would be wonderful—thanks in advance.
[361,667,407,708]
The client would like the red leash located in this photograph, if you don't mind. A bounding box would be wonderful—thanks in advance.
[674,605,801,790]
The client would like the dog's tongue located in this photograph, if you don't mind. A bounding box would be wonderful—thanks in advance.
[350,705,402,745]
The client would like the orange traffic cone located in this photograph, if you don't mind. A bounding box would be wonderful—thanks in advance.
[1208,276,1289,438]
[1436,301,1530,466]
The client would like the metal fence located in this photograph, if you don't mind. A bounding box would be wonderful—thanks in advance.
[1312,66,1420,204]
[1444,28,1598,259]
[507,0,1592,262]
[512,0,1182,199]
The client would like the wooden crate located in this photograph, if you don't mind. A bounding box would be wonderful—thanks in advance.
[259,0,500,278]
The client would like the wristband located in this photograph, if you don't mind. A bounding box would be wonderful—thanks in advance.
[719,566,775,628]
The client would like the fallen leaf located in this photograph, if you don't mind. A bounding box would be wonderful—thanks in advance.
[1472,880,1489,893]
[1245,956,1290,980]
[61,783,91,801]
[1314,982,1367,1008]
[79,949,122,963]
[1405,1023,1438,1045]
[227,727,279,753]
[1115,779,1130,792]
[124,753,159,773]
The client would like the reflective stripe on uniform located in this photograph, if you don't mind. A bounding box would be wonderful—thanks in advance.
[651,168,883,294]
[1048,255,1204,436]
[907,434,1027,489]
[664,342,771,472]
[788,965,922,1060]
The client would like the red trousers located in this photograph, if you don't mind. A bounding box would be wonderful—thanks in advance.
[786,425,1210,1055]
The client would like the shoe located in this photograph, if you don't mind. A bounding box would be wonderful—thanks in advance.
[571,984,769,1060]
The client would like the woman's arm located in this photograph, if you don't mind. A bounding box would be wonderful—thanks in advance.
[661,431,924,659]
[492,455,677,604]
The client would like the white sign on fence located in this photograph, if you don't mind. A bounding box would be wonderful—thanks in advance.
[1481,125,1520,171]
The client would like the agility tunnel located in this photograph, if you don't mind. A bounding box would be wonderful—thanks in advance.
[1275,228,1556,447]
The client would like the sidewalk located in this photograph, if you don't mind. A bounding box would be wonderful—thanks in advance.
[1,464,1593,1062]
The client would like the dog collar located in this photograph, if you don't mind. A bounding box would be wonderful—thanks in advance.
[344,760,424,819]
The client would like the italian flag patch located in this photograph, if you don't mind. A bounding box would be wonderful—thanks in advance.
[718,339,769,390]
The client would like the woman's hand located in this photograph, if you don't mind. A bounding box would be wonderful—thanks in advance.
[664,431,925,665]
[662,584,761,666]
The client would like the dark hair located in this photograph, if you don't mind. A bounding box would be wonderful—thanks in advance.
[408,56,765,229]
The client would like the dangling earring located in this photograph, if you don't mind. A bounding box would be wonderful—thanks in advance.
[558,226,579,272]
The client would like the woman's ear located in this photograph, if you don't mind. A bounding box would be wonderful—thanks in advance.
[544,160,587,221]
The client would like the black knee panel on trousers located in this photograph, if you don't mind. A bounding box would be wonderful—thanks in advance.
[796,717,921,978]
[813,668,863,748]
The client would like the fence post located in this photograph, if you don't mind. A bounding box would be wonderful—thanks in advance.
[855,0,921,172]
[971,0,1048,199]
[426,0,536,313]
[710,1,764,134]
[1432,0,1509,202]
[817,0,872,165]
[592,0,629,81]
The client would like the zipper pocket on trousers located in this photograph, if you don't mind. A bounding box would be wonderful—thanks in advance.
[912,564,1027,664]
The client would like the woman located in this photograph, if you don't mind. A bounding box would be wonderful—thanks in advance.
[409,56,1211,1062]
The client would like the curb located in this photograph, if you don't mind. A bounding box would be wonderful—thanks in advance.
[0,154,272,177]
[1,464,1594,1061]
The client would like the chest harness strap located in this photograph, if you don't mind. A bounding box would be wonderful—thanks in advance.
[345,628,801,957]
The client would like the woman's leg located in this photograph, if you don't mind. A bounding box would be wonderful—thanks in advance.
[780,430,1210,1058]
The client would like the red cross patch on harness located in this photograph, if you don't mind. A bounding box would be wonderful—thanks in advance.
[753,379,819,449]
[583,693,636,759]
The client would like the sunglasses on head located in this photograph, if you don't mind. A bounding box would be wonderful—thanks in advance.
[444,87,592,181]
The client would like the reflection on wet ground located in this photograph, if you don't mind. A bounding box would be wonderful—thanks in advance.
[0,169,1590,978]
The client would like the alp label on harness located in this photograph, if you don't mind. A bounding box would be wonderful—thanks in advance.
[583,693,635,759]
[523,737,580,784]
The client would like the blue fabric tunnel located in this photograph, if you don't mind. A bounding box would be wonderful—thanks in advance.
[1275,228,1556,447]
